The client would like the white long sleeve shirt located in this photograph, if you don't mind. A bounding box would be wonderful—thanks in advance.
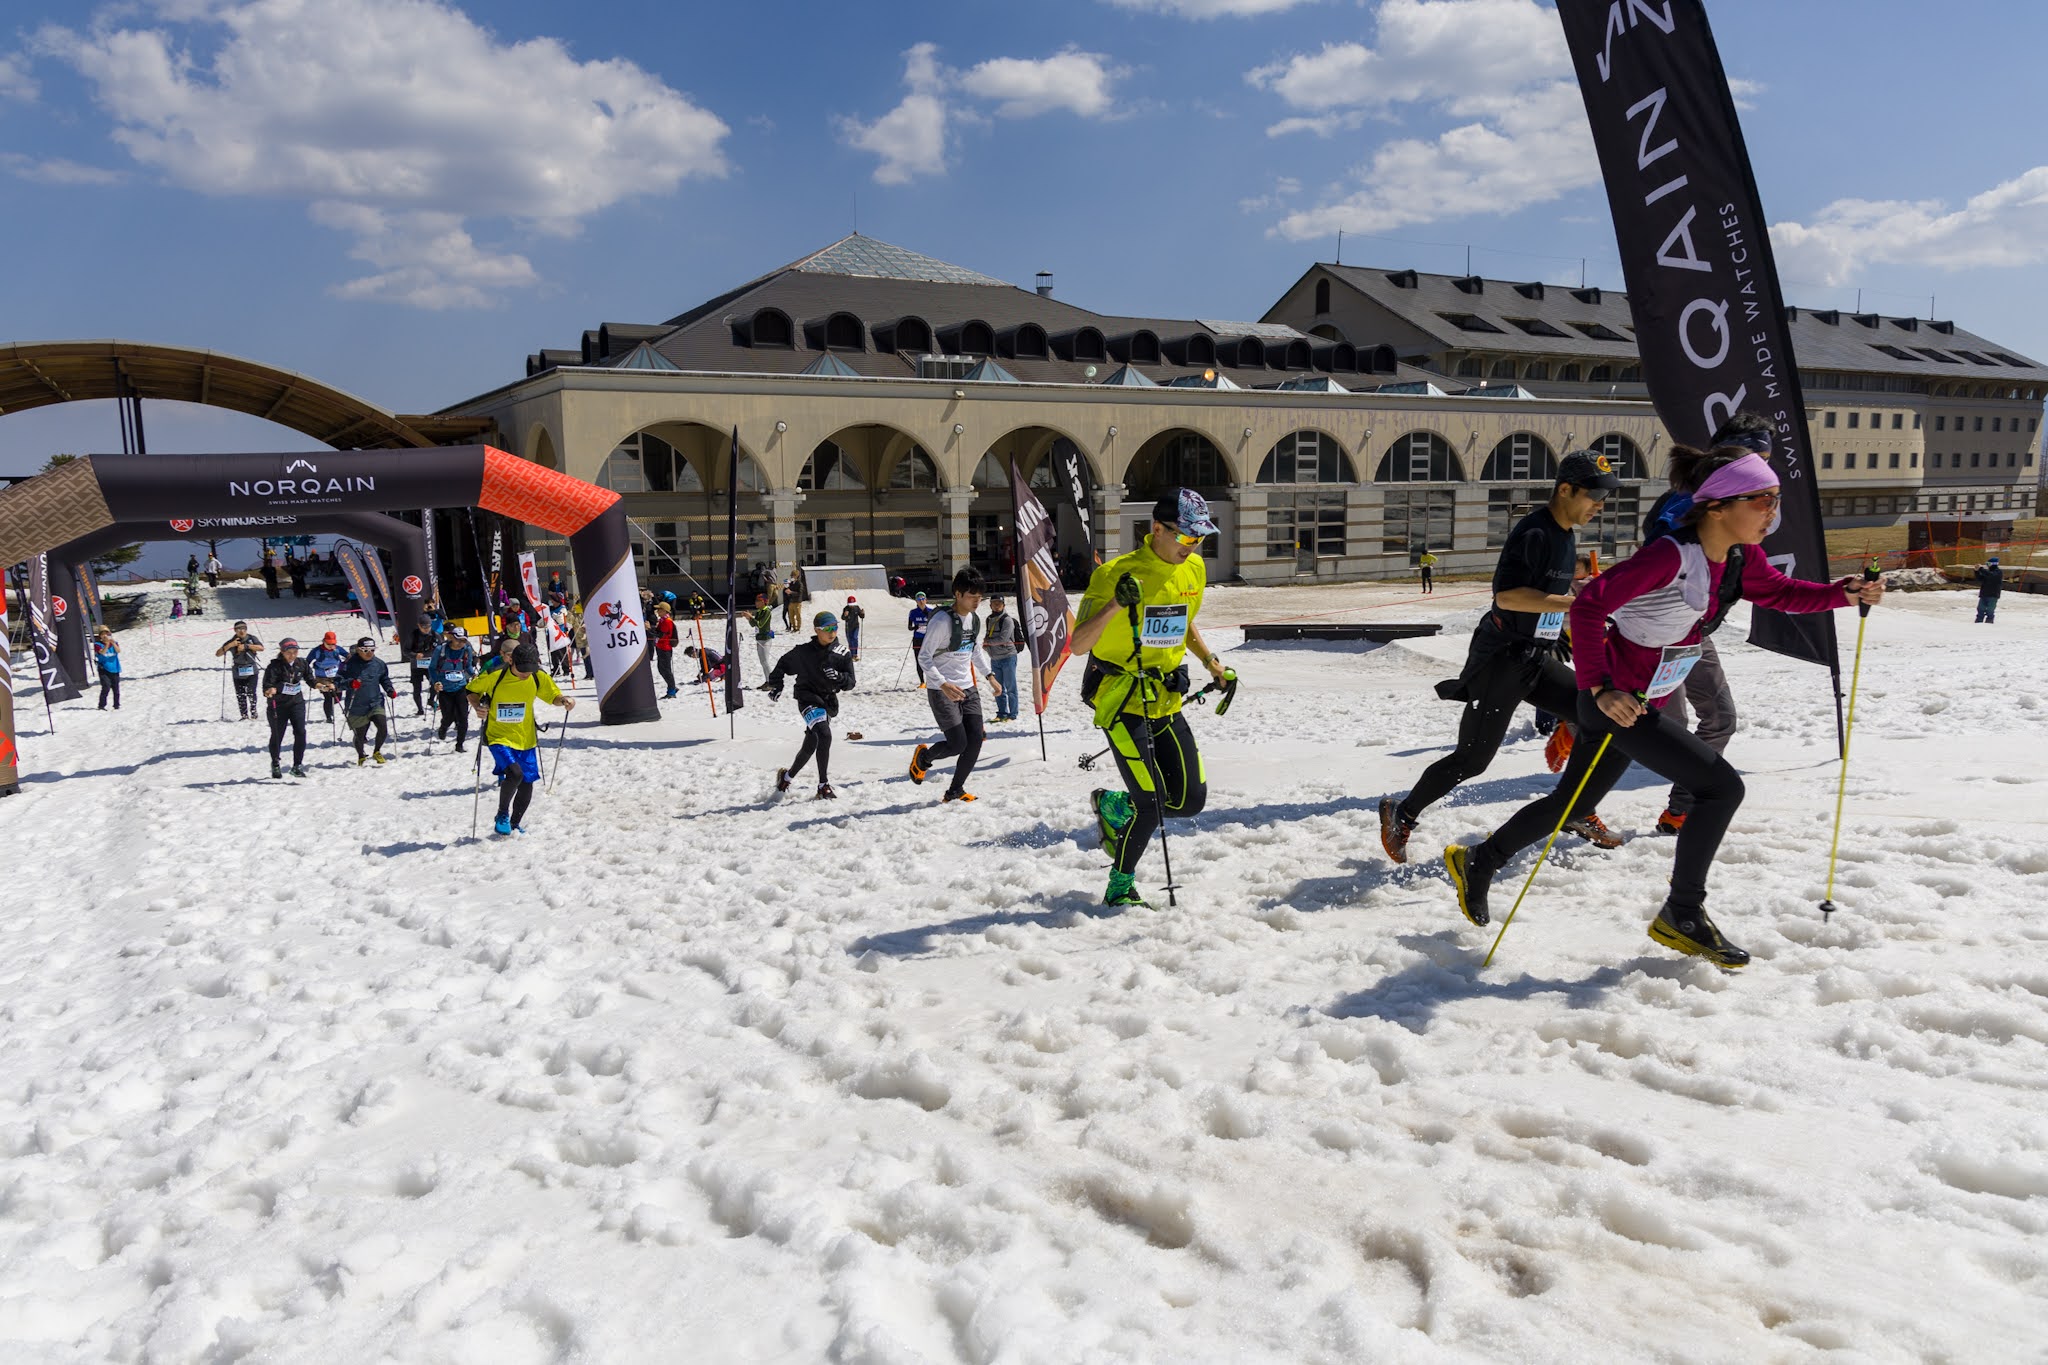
[917,608,992,691]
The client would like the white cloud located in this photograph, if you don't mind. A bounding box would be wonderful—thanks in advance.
[842,43,1125,184]
[1771,168,2048,287]
[36,0,729,306]
[312,204,537,309]
[837,43,951,185]
[1238,175,1301,212]
[958,49,1121,119]
[0,152,125,185]
[1251,0,1597,239]
[1727,76,1764,112]
[0,52,37,101]
[1107,0,1320,16]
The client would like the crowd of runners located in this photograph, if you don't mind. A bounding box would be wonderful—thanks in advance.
[72,408,1898,966]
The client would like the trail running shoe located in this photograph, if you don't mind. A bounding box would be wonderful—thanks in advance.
[1104,869,1147,909]
[775,767,792,793]
[1379,795,1417,864]
[908,744,930,784]
[1544,723,1575,773]
[815,783,837,800]
[1647,904,1750,969]
[357,754,368,767]
[1445,843,1491,927]
[1655,809,1687,835]
[943,790,977,803]
[1563,812,1622,849]
[291,765,307,778]
[372,751,390,765]
[271,761,283,778]
[493,814,513,836]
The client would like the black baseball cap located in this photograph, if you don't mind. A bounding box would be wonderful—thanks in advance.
[1557,450,1623,491]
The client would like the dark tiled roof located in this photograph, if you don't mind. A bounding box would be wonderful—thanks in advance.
[1313,264,2048,383]
[522,234,1412,389]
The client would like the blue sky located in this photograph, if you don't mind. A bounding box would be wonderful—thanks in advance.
[5,0,2047,503]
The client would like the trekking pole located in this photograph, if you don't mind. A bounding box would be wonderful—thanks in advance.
[1078,675,1236,770]
[547,712,569,792]
[1124,596,1178,907]
[218,657,228,720]
[470,728,487,837]
[894,644,914,688]
[1482,696,1636,968]
[1820,563,1883,923]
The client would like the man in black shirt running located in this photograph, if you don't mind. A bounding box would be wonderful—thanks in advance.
[1379,450,1621,862]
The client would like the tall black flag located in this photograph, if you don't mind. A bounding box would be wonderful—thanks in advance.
[721,429,746,723]
[1558,0,1836,673]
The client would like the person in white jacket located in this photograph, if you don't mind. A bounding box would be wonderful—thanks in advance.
[907,568,1003,802]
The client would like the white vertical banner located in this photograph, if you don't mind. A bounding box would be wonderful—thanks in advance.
[517,551,546,615]
[582,554,647,709]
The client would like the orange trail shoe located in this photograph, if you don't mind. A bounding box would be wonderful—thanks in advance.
[908,744,929,784]
[1655,808,1687,835]
[1563,811,1623,849]
[943,789,976,803]
[1379,795,1417,864]
[1544,723,1575,773]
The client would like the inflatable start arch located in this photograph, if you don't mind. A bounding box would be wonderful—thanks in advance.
[0,445,656,795]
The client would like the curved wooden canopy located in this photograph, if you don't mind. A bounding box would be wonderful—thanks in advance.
[0,340,493,449]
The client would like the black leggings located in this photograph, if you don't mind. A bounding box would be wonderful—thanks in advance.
[268,701,307,765]
[410,667,429,713]
[350,714,389,758]
[656,651,676,691]
[787,719,832,784]
[923,691,984,796]
[98,670,121,708]
[1401,647,1577,822]
[497,771,535,825]
[1473,690,1745,915]
[437,692,470,744]
[1105,709,1208,876]
[233,675,259,718]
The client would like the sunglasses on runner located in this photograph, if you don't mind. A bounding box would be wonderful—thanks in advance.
[1724,491,1782,509]
[1169,526,1205,547]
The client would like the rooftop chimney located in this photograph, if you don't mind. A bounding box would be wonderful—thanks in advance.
[1036,271,1054,298]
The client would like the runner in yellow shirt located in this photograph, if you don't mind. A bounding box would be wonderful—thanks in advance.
[1071,488,1233,908]
[1418,547,1439,594]
[465,642,575,835]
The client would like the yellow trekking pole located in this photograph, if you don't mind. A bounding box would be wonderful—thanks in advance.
[1819,562,1882,922]
[1482,725,1619,968]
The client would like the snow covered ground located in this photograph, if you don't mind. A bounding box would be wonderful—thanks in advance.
[3,577,2045,1363]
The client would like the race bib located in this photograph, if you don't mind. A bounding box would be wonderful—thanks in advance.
[495,702,528,724]
[1646,644,1705,701]
[802,705,828,728]
[1141,604,1189,649]
[236,663,256,676]
[1534,611,1565,641]
[444,670,466,684]
[281,682,304,697]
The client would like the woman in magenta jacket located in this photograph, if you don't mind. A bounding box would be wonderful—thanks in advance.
[1444,446,1886,967]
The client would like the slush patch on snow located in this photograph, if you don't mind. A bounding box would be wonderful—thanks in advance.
[1930,1147,2048,1200]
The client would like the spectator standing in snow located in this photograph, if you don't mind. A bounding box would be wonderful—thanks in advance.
[841,595,866,660]
[749,594,775,680]
[205,552,223,588]
[1976,556,2003,623]
[984,592,1026,723]
[652,601,680,698]
[92,626,122,710]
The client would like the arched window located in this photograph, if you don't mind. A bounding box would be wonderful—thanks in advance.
[1586,433,1645,479]
[1259,430,1355,484]
[973,452,1007,488]
[959,320,994,356]
[717,453,767,493]
[1376,431,1462,482]
[1523,361,1549,381]
[1369,345,1397,374]
[1557,362,1581,382]
[599,431,703,493]
[1491,359,1518,379]
[800,441,866,491]
[1315,278,1331,314]
[1481,433,1556,482]
[1617,365,1641,382]
[1003,323,1048,359]
[888,446,940,490]
[1185,334,1216,367]
[824,313,865,351]
[1138,433,1227,492]
[751,308,793,348]
[1587,364,1614,382]
[1456,357,1484,378]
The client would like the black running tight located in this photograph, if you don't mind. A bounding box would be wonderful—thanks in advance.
[787,719,832,784]
[351,714,389,759]
[1473,690,1744,914]
[436,693,470,745]
[1402,651,1578,822]
[268,702,307,765]
[1105,709,1207,876]
[497,773,534,825]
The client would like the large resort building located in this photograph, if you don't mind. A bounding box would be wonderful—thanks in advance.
[441,236,2046,592]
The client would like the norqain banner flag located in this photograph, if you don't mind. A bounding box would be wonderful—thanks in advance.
[1008,456,1073,712]
[1558,0,1837,675]
[333,541,381,641]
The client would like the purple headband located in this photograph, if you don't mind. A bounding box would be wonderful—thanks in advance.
[1695,452,1780,503]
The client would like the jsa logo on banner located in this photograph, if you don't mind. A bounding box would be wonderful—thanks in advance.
[594,599,640,649]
